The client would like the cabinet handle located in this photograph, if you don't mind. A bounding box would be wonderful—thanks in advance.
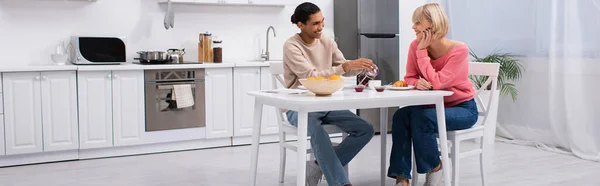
[256,71,260,74]
[113,74,119,78]
[206,72,210,76]
[107,74,112,79]
[35,76,40,80]
[42,76,47,80]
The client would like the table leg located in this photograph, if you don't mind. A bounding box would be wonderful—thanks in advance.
[380,107,388,186]
[249,100,263,186]
[296,110,308,186]
[435,98,451,186]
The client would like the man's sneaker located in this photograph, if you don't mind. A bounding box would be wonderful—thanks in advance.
[306,161,323,186]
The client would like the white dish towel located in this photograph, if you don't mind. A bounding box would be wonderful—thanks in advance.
[172,84,194,108]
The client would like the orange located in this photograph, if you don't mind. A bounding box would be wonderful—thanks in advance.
[328,75,342,80]
[307,77,317,81]
[316,76,327,80]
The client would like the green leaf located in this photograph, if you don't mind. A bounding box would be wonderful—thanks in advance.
[469,49,524,102]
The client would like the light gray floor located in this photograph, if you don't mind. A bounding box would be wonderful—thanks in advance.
[0,134,599,186]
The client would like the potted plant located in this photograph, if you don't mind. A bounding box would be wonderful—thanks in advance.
[469,49,525,154]
[469,49,524,101]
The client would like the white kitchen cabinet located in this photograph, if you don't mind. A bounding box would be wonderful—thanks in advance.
[0,115,4,156]
[77,71,113,149]
[0,74,5,156]
[233,67,261,137]
[158,0,284,7]
[158,0,218,3]
[78,70,145,149]
[196,0,219,3]
[111,71,145,146]
[3,72,42,155]
[260,66,280,134]
[40,71,79,152]
[248,0,299,5]
[220,0,247,4]
[3,71,78,155]
[205,68,234,139]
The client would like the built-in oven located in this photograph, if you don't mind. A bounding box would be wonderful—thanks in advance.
[144,69,205,131]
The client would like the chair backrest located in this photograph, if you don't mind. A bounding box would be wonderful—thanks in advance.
[269,62,290,123]
[468,62,500,127]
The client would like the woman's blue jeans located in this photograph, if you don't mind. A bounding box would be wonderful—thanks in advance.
[387,99,478,179]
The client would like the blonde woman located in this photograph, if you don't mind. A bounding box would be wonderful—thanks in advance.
[388,3,478,186]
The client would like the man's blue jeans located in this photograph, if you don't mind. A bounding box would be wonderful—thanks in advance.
[387,99,478,179]
[287,110,374,186]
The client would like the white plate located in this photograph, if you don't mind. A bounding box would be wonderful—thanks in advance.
[386,85,414,90]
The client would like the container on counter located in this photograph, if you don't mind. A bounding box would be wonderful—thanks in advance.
[198,32,213,63]
[213,40,222,63]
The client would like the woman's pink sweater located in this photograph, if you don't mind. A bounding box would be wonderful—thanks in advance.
[404,40,475,107]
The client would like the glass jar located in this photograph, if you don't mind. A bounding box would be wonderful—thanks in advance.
[198,32,212,63]
[213,40,222,63]
[357,67,379,86]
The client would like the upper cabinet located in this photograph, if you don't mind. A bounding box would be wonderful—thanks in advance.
[248,0,300,5]
[221,0,247,4]
[158,0,286,7]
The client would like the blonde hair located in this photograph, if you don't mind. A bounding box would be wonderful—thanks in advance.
[412,3,449,39]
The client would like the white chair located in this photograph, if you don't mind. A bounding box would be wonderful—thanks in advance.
[269,62,349,183]
[411,62,500,186]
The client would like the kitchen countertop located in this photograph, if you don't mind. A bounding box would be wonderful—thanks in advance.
[0,64,79,72]
[0,61,277,72]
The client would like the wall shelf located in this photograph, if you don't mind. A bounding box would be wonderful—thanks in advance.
[158,0,286,8]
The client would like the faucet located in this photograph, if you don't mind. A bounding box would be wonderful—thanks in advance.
[261,26,276,61]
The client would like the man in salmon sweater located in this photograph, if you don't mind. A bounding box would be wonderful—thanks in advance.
[387,3,478,186]
[282,2,378,186]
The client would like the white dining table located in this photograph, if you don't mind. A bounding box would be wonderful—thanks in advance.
[248,88,454,186]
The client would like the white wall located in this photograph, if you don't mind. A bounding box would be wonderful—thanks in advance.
[0,0,334,65]
[398,0,428,78]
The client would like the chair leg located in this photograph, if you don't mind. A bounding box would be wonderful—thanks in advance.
[342,132,349,177]
[451,139,460,186]
[479,137,486,186]
[278,132,287,183]
[411,146,418,186]
[344,165,349,177]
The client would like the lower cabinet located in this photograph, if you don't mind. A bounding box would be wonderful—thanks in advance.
[77,70,145,149]
[205,68,234,138]
[2,71,78,155]
[232,66,279,138]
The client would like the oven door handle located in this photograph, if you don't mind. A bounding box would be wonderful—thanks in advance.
[156,84,197,90]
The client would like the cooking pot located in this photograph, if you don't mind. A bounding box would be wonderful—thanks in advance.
[135,51,169,63]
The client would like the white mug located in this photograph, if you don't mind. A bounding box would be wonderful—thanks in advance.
[368,80,381,89]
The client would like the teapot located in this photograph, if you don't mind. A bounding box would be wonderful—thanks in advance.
[357,67,379,86]
[167,48,186,63]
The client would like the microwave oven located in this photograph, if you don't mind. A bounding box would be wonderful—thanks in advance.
[69,36,126,65]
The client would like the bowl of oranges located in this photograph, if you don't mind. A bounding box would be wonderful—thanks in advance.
[298,75,345,96]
